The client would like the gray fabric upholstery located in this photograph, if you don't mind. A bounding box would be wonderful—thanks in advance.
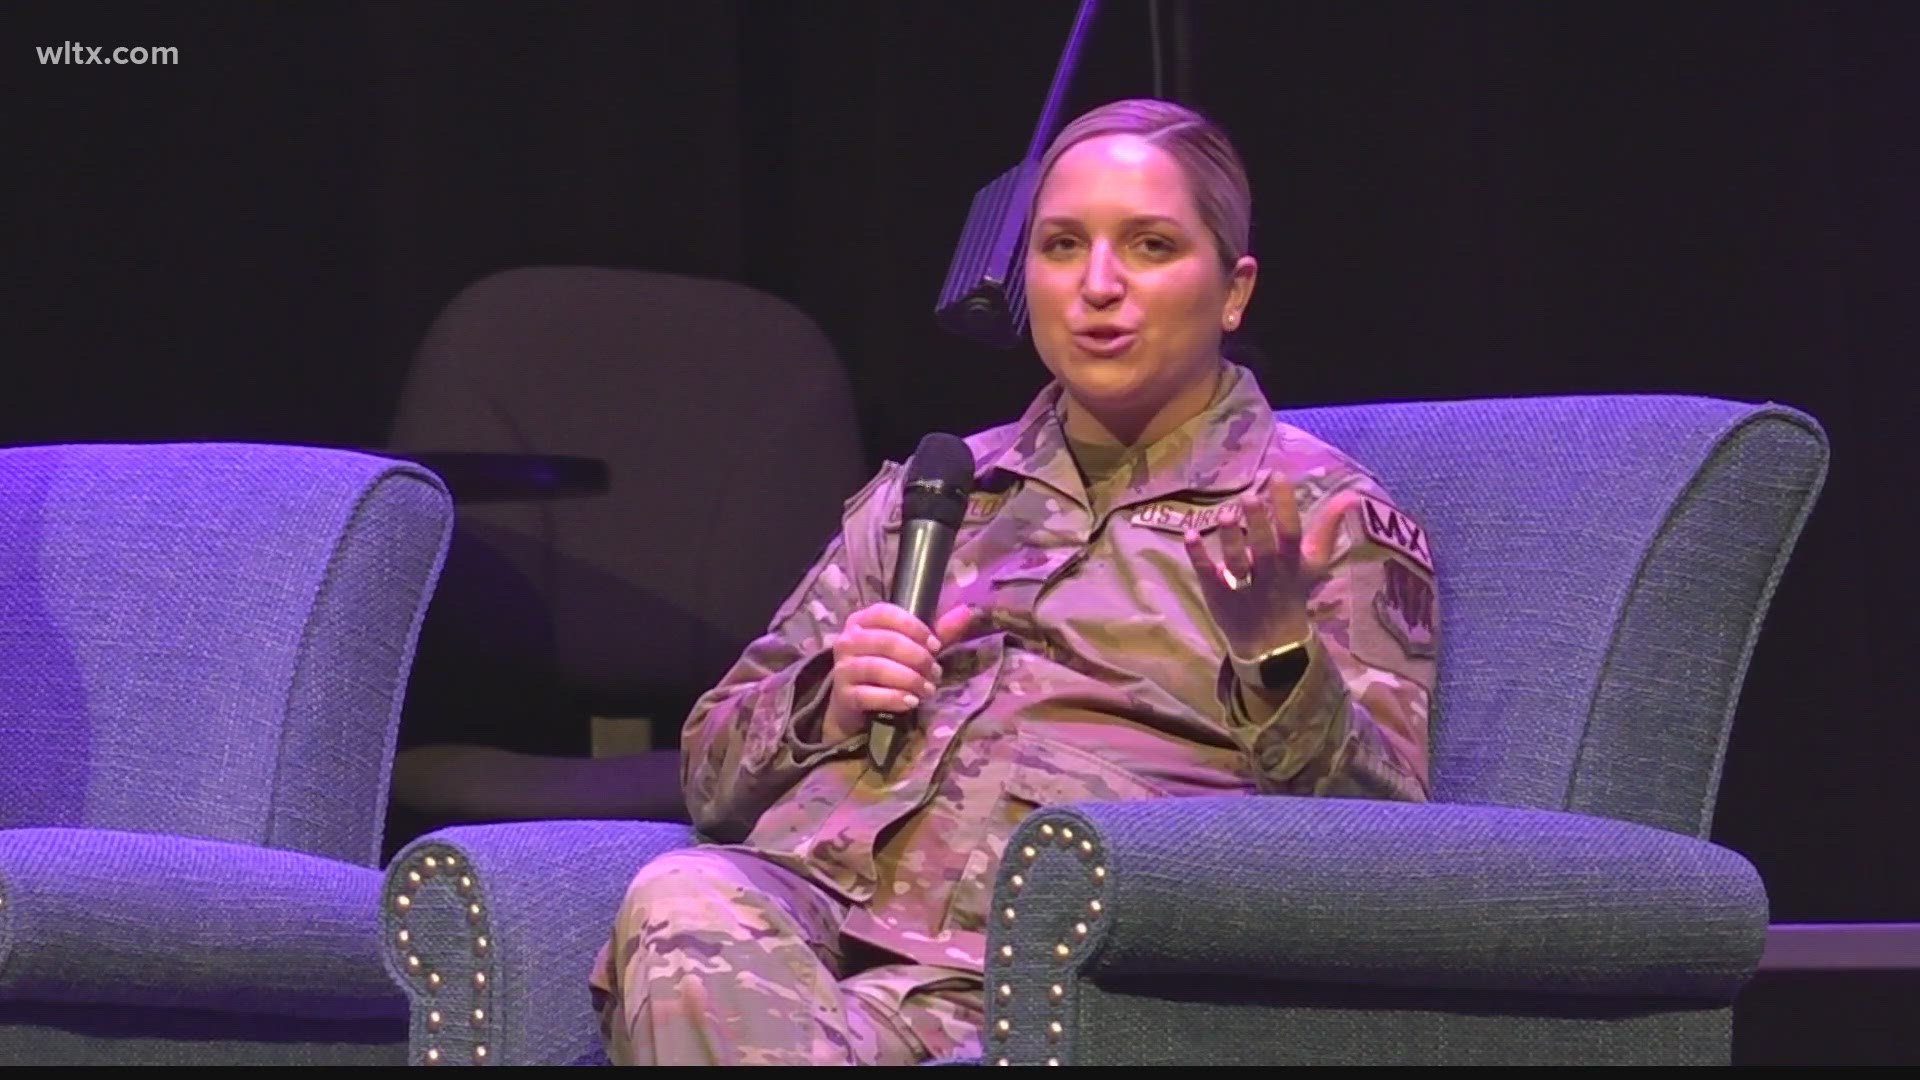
[0,828,404,1017]
[376,394,1827,1065]
[379,821,697,1067]
[0,442,454,1063]
[1266,395,1827,834]
[997,798,1767,999]
[984,800,1759,1066]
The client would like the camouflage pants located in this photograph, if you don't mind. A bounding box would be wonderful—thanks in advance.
[589,845,984,1065]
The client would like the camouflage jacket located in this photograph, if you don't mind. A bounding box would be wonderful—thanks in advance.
[680,363,1437,973]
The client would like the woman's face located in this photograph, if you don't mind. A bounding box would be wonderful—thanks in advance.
[1024,133,1255,437]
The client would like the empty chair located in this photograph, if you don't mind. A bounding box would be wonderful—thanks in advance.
[0,442,453,1064]
[382,266,869,849]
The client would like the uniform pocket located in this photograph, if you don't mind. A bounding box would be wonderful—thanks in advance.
[1003,735,1171,806]
[941,736,1167,937]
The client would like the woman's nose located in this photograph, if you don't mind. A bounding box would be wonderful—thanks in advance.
[1080,246,1123,306]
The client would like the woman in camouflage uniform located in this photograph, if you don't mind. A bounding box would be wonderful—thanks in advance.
[590,97,1438,1066]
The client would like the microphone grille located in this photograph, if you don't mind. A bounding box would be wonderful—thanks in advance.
[903,432,975,528]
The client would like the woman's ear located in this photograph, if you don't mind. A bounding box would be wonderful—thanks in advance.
[1222,255,1258,330]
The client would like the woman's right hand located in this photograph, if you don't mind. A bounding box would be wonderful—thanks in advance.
[820,602,975,745]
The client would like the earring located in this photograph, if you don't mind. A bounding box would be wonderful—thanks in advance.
[1224,313,1240,329]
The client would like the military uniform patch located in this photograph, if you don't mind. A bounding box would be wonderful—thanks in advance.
[1358,495,1433,575]
[884,485,1013,529]
[1130,501,1234,535]
[1373,558,1437,659]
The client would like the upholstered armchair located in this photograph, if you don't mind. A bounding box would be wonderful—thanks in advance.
[379,394,1826,1066]
[0,443,454,1064]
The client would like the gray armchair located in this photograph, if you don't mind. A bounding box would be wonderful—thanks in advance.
[379,393,1826,1066]
[0,442,453,1064]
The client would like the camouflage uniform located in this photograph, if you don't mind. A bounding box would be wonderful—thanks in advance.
[590,362,1437,1065]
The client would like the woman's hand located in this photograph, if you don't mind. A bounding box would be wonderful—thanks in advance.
[1183,471,1358,664]
[820,602,975,745]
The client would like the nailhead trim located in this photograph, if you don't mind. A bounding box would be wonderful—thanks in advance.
[390,849,493,1065]
[988,817,1105,1066]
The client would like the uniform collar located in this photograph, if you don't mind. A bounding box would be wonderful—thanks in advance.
[977,361,1276,511]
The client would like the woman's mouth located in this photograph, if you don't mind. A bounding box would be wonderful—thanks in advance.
[1071,327,1138,357]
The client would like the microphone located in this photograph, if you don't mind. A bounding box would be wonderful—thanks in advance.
[869,432,976,774]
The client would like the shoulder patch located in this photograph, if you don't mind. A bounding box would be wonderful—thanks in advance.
[1357,494,1434,576]
[1372,558,1438,659]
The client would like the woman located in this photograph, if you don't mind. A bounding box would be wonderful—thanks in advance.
[590,97,1437,1066]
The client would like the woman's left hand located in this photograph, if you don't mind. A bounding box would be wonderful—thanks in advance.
[1183,471,1359,663]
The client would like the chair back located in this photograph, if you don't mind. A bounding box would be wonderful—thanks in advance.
[0,442,453,867]
[386,267,868,740]
[1276,395,1827,837]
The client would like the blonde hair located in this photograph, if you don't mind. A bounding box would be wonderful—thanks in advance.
[1034,98,1253,272]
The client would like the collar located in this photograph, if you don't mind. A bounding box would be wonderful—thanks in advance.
[973,361,1276,512]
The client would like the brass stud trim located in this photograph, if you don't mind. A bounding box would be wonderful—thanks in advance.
[474,1045,488,1062]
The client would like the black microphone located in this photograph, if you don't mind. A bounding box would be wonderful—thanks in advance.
[870,432,976,774]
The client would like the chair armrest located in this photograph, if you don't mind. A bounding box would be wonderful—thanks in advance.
[984,796,1767,1064]
[0,827,401,1019]
[379,819,698,1066]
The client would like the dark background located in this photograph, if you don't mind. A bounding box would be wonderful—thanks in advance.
[11,0,1915,1063]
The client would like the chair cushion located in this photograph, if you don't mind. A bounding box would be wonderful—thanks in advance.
[0,827,405,1019]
